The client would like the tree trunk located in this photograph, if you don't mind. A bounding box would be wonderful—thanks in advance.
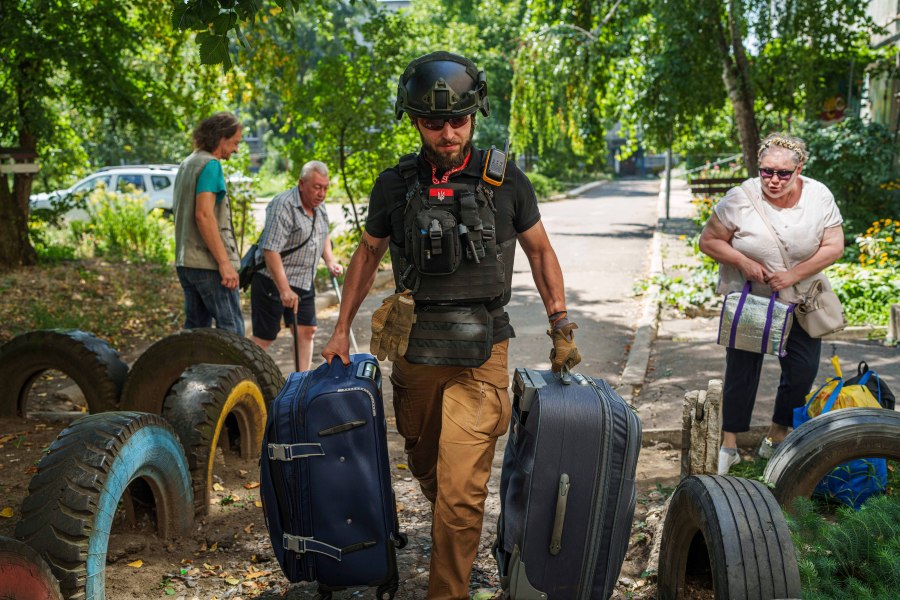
[0,127,38,270]
[714,2,759,177]
[337,126,362,235]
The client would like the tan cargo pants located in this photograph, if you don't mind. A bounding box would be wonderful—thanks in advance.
[390,340,512,600]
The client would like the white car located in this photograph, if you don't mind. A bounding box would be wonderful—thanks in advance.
[30,165,180,220]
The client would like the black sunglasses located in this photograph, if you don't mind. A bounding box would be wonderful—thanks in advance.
[418,115,470,131]
[759,167,797,180]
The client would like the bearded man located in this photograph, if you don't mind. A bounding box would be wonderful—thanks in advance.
[321,51,580,600]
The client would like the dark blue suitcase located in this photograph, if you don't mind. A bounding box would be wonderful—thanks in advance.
[495,368,642,600]
[259,354,405,599]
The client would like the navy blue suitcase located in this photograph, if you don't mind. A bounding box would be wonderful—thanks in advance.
[259,354,405,599]
[495,368,642,600]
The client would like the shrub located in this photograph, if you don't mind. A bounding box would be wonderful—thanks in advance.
[789,494,900,600]
[827,263,900,326]
[528,172,562,201]
[76,189,175,265]
[801,118,898,231]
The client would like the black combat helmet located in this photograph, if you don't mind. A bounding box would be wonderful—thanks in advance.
[395,51,490,120]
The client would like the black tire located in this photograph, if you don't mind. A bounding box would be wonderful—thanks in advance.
[15,412,193,600]
[764,408,900,510]
[0,535,63,600]
[657,475,801,600]
[162,364,267,514]
[0,329,128,417]
[119,328,284,413]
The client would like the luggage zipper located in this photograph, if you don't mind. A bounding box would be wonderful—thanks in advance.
[596,378,639,591]
[578,378,614,600]
[337,386,377,416]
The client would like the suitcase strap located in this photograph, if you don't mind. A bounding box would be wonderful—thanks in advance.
[267,443,325,461]
[283,534,343,561]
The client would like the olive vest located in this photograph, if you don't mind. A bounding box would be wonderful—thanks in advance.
[173,151,239,270]
[388,153,517,366]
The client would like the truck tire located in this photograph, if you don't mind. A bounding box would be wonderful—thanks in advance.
[0,535,63,600]
[119,328,284,413]
[657,475,801,600]
[162,364,266,513]
[764,408,900,510]
[15,412,193,600]
[0,329,128,417]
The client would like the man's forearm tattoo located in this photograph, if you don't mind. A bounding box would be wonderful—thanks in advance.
[360,237,378,255]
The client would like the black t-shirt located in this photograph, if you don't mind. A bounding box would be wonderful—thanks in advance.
[365,147,542,341]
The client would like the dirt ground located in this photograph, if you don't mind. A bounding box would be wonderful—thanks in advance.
[0,403,680,600]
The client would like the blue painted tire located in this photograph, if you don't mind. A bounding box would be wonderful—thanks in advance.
[15,412,193,600]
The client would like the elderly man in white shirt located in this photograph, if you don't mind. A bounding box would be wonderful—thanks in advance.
[249,161,343,371]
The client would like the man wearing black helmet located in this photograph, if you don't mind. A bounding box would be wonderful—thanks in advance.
[322,51,579,599]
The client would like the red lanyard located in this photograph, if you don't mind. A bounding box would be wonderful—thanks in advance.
[429,151,471,184]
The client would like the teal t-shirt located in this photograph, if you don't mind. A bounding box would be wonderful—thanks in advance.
[196,159,226,203]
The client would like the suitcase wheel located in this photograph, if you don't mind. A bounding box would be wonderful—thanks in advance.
[394,532,408,549]
[376,582,398,599]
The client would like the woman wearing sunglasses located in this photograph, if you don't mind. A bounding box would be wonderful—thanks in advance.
[698,133,845,475]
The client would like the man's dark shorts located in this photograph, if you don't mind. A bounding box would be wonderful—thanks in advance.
[250,272,317,341]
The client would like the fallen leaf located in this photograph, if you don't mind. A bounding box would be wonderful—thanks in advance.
[0,507,13,518]
[243,524,254,534]
[396,463,408,470]
[238,469,249,477]
[254,501,262,508]
[243,482,260,490]
[0,435,14,444]
[225,577,240,585]
[164,587,176,596]
[210,542,218,551]
[213,483,225,492]
[127,560,143,568]
[243,571,271,580]
[396,502,405,512]
[24,466,37,474]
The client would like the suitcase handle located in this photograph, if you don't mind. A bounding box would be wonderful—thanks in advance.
[549,473,570,555]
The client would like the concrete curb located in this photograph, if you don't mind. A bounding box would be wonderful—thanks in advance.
[547,179,610,201]
[617,183,665,399]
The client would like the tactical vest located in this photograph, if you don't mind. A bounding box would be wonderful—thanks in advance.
[388,153,517,367]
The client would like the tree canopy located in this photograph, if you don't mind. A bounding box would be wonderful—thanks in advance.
[1,0,896,269]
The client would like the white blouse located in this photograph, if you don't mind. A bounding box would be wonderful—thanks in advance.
[713,176,843,298]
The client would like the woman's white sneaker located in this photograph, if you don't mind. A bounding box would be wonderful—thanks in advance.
[717,447,741,475]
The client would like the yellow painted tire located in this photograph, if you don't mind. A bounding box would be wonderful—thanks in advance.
[162,364,266,514]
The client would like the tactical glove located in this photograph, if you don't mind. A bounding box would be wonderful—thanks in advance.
[548,317,581,373]
[370,290,417,362]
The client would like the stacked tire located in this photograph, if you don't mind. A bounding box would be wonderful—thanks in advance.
[764,408,900,510]
[656,475,802,600]
[0,329,128,417]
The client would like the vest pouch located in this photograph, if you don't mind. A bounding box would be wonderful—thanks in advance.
[413,209,461,275]
[405,304,493,367]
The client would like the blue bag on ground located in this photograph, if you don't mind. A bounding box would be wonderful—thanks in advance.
[259,355,403,597]
[793,365,887,510]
